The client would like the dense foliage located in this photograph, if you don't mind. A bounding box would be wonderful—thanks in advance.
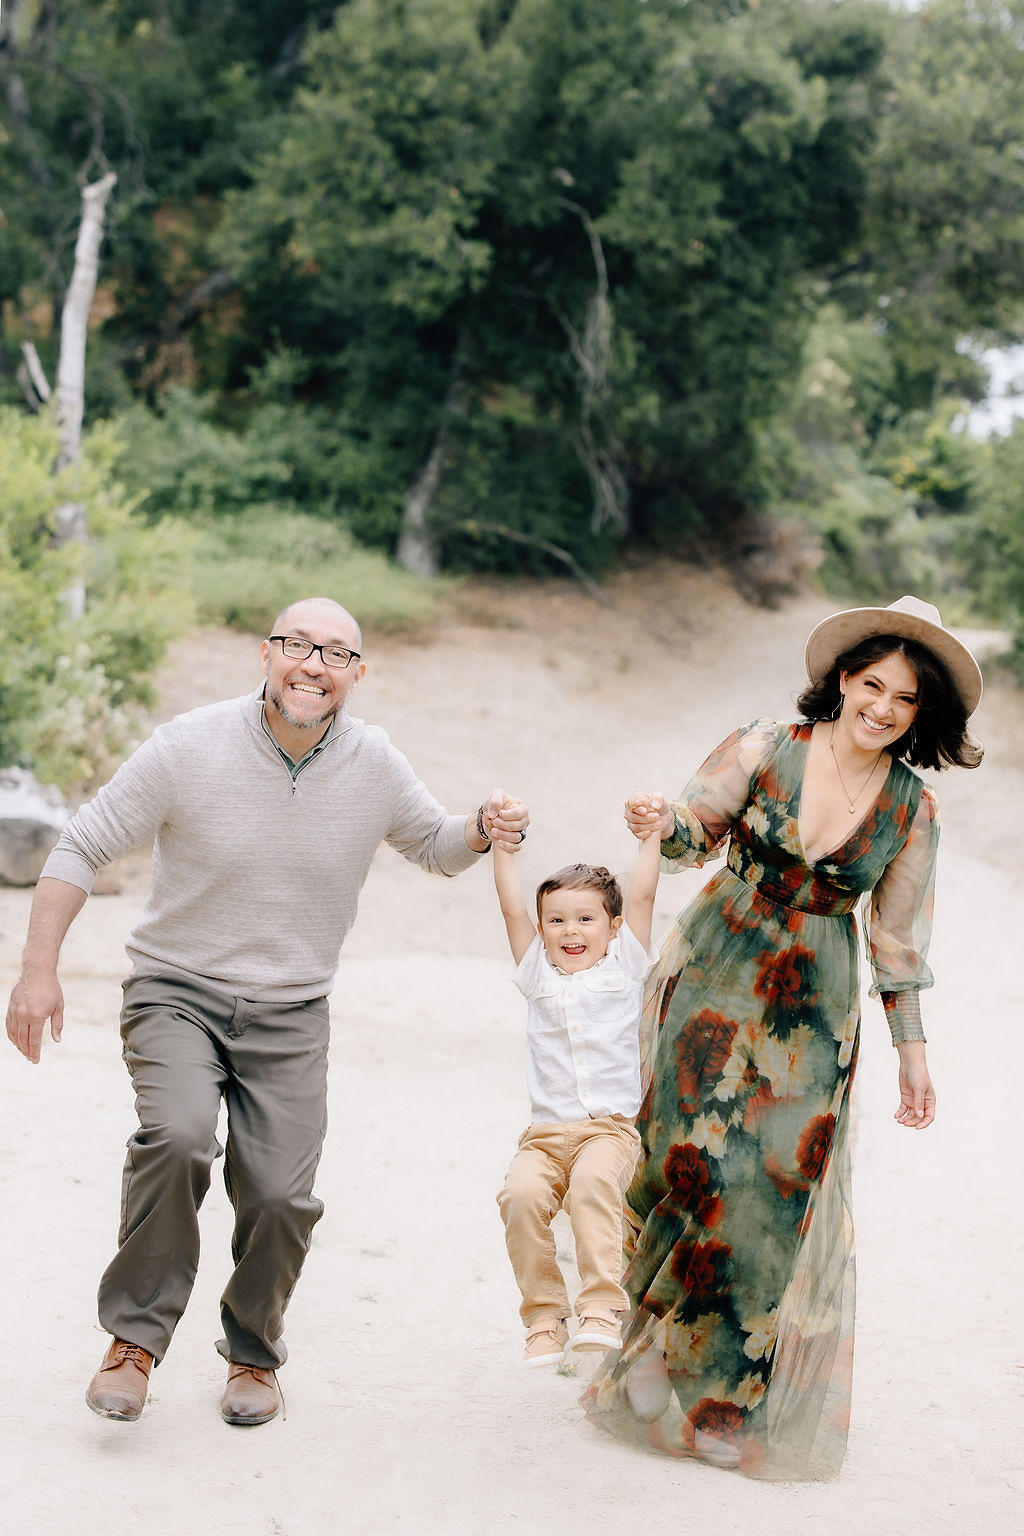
[0,410,190,788]
[2,0,1024,743]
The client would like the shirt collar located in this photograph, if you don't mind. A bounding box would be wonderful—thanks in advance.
[259,702,335,774]
[548,949,610,977]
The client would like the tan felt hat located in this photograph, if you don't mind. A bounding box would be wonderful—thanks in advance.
[804,594,983,716]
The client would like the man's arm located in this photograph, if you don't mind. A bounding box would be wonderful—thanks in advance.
[622,820,662,952]
[383,747,529,872]
[492,845,537,964]
[6,877,89,1064]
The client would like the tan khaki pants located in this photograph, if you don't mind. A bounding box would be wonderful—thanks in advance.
[497,1116,640,1329]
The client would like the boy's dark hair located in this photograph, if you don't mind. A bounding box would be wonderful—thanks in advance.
[796,633,983,771]
[535,864,623,922]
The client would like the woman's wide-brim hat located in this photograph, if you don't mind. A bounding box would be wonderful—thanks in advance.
[804,594,983,716]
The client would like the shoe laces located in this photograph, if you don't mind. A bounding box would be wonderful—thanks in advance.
[110,1342,151,1372]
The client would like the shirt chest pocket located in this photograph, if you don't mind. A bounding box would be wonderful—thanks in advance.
[579,971,634,1023]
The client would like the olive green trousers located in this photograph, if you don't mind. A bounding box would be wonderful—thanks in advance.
[97,974,330,1368]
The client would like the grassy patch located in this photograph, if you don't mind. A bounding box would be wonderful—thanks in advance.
[186,508,448,634]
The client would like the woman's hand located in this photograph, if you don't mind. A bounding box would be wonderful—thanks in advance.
[625,794,674,842]
[893,1040,935,1130]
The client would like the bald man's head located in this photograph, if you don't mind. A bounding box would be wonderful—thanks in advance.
[260,598,366,753]
[271,597,363,653]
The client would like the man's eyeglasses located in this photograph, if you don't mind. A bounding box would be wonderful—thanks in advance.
[268,636,362,670]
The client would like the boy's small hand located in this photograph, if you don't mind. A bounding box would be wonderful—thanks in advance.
[625,794,673,841]
[484,790,531,852]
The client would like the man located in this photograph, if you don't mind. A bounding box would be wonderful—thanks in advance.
[6,597,528,1427]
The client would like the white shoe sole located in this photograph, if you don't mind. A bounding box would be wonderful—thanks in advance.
[523,1349,566,1368]
[573,1332,622,1351]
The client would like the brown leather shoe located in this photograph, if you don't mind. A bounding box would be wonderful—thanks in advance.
[85,1338,154,1422]
[220,1363,283,1426]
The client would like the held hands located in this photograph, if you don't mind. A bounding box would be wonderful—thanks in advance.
[893,1041,936,1130]
[625,793,674,842]
[5,970,64,1065]
[479,789,530,853]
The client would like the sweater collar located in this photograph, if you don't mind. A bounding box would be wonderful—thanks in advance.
[245,685,357,749]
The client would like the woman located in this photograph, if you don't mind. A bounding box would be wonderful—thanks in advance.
[584,596,983,1480]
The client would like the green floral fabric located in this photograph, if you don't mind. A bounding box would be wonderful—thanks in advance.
[585,719,939,1480]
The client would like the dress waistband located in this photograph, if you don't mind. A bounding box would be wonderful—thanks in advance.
[727,843,860,917]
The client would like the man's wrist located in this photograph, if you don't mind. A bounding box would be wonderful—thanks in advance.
[468,805,493,854]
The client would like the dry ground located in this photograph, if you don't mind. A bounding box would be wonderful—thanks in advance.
[1,565,1021,1535]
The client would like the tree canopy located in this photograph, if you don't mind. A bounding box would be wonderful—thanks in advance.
[3,0,1024,631]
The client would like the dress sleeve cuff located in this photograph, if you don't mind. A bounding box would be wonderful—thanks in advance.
[659,805,710,868]
[660,822,690,862]
[881,990,927,1046]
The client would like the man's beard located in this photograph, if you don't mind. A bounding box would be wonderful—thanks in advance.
[265,681,337,732]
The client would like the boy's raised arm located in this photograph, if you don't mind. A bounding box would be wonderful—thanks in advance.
[623,813,662,951]
[492,844,537,964]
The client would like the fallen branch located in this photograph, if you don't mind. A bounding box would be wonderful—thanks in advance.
[446,519,610,605]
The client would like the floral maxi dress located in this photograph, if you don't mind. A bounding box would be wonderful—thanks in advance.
[584,719,939,1481]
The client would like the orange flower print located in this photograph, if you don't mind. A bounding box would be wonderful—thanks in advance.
[662,1143,723,1226]
[720,892,748,935]
[670,1238,733,1302]
[753,944,817,1013]
[689,1397,745,1438]
[764,1153,805,1201]
[676,1011,738,1113]
[659,973,680,1026]
[796,1113,836,1181]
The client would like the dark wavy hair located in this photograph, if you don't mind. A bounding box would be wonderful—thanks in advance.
[535,864,623,922]
[797,634,983,771]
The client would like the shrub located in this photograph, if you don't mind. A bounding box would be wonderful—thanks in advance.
[0,409,193,791]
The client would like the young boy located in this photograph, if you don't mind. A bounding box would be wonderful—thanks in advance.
[492,817,661,1367]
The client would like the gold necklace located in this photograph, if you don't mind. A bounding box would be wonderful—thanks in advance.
[829,723,885,814]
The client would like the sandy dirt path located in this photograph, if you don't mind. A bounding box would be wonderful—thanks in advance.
[1,567,1021,1535]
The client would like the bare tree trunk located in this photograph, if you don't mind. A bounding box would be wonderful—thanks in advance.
[397,432,448,577]
[553,198,630,537]
[396,366,467,577]
[52,171,117,619]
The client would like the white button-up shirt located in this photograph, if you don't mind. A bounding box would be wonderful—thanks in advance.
[512,923,658,1123]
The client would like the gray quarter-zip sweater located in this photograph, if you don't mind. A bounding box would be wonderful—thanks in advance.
[42,689,479,1002]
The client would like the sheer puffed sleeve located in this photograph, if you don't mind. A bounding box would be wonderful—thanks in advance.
[660,718,780,872]
[867,784,940,1044]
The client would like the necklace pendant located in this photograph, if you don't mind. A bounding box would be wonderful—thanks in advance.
[848,803,855,814]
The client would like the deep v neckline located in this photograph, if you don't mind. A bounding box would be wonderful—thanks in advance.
[793,726,896,868]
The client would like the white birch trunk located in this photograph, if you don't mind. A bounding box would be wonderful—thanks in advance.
[53,171,117,619]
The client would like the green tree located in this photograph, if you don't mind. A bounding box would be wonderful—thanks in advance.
[215,0,894,570]
[978,423,1024,663]
[848,0,1024,409]
[0,0,336,408]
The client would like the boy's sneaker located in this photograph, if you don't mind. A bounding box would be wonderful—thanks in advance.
[573,1313,623,1352]
[523,1319,569,1367]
